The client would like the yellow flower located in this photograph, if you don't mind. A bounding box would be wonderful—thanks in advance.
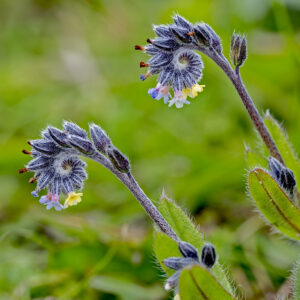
[64,192,83,208]
[182,84,205,99]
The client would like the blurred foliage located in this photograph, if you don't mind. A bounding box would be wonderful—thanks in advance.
[0,0,300,299]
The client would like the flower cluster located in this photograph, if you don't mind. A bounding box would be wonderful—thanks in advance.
[163,241,217,291]
[230,33,247,68]
[20,122,89,210]
[135,15,222,108]
[20,121,130,211]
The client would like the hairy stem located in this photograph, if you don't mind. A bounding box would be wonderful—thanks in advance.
[89,152,180,242]
[203,49,284,164]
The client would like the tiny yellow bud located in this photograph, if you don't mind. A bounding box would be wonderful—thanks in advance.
[182,84,205,99]
[64,192,83,208]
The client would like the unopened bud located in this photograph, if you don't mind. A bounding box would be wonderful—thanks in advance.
[193,23,211,47]
[30,139,60,156]
[89,124,111,154]
[268,157,296,196]
[203,24,222,53]
[169,25,192,44]
[163,257,195,270]
[68,135,94,155]
[107,147,130,173]
[173,15,193,31]
[63,121,87,139]
[164,271,180,291]
[178,241,199,259]
[201,244,216,268]
[230,33,247,67]
[48,127,70,148]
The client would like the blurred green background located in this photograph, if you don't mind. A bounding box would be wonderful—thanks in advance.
[0,0,300,299]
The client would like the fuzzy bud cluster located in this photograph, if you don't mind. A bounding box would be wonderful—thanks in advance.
[163,241,217,291]
[230,33,247,68]
[89,123,130,173]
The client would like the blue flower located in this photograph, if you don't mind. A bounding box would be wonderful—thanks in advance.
[148,84,171,104]
[39,193,64,211]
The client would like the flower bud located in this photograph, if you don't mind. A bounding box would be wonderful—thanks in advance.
[201,243,216,268]
[230,33,247,67]
[30,139,61,156]
[194,23,211,47]
[153,25,172,38]
[164,271,180,291]
[163,257,195,270]
[169,25,192,44]
[107,147,130,173]
[173,15,193,31]
[203,24,222,53]
[89,123,112,154]
[47,126,70,148]
[268,157,296,196]
[151,38,180,52]
[68,135,94,155]
[63,121,87,139]
[178,241,199,259]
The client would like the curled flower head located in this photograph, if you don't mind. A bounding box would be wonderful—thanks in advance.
[20,122,131,211]
[135,15,221,108]
[21,122,88,210]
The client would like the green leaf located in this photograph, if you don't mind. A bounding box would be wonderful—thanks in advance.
[154,232,179,276]
[89,275,164,300]
[179,265,236,300]
[248,168,300,240]
[154,196,234,295]
[293,258,300,299]
[264,113,300,183]
[245,145,268,169]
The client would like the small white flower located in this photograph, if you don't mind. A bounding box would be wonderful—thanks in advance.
[168,91,190,108]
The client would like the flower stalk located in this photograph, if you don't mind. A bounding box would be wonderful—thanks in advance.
[21,122,179,242]
[89,151,180,241]
[135,15,285,164]
[206,49,285,164]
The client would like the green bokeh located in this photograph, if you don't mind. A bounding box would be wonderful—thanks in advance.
[0,0,299,299]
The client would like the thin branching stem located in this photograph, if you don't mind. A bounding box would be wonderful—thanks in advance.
[202,48,285,164]
[89,152,180,242]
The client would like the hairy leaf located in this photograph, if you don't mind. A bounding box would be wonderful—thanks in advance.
[245,145,268,169]
[248,168,300,240]
[179,265,236,300]
[293,258,300,299]
[264,113,300,184]
[155,232,179,276]
[154,196,234,294]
